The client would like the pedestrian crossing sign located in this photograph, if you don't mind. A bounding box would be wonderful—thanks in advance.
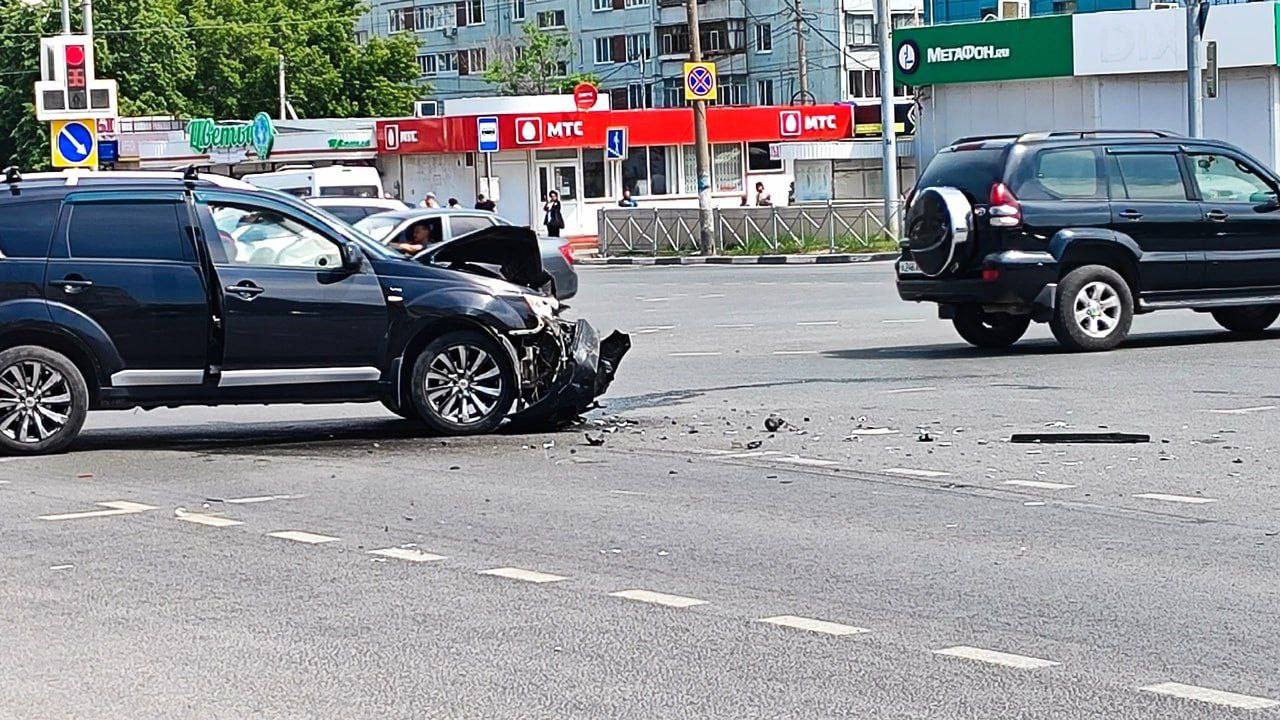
[50,119,97,168]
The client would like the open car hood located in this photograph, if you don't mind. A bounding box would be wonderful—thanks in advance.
[420,225,553,291]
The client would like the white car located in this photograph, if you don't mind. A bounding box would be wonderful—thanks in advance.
[306,196,409,225]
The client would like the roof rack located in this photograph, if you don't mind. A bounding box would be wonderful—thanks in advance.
[1015,130,1181,142]
[2,166,20,184]
[950,133,1020,145]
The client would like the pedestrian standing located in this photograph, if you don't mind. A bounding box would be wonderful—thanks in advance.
[617,189,638,208]
[475,194,497,212]
[543,191,564,237]
[447,197,461,208]
[754,182,773,207]
[419,192,439,208]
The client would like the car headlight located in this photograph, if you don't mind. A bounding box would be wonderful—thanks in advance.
[522,294,559,320]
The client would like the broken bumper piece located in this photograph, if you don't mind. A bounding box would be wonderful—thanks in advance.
[509,320,631,428]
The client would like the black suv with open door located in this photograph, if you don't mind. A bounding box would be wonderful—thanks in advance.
[896,131,1280,351]
[0,169,628,455]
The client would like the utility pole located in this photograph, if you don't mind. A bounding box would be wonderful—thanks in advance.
[687,0,714,255]
[278,52,288,121]
[1186,0,1204,138]
[876,0,900,238]
[794,0,809,101]
[60,0,71,34]
[80,0,91,38]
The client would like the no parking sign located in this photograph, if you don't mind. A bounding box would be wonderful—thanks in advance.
[683,62,717,102]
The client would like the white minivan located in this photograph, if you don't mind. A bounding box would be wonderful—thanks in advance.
[241,165,384,199]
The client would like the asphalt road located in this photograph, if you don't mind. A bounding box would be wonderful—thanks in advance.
[4,262,1280,719]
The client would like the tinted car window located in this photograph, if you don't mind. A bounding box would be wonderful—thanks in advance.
[0,200,59,257]
[450,215,494,239]
[322,205,370,224]
[1015,148,1102,200]
[1109,154,1188,201]
[1189,153,1275,203]
[68,202,186,261]
[319,185,380,198]
[915,146,1007,202]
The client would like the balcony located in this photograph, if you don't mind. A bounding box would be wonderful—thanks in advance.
[656,19,746,59]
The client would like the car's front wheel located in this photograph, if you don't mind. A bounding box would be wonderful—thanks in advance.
[952,305,1031,349]
[1050,265,1134,352]
[410,330,516,435]
[0,346,89,455]
[1211,305,1280,335]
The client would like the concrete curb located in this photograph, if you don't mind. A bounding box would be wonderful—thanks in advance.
[578,252,899,267]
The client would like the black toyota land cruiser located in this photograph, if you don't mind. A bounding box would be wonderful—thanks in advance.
[0,169,628,455]
[897,130,1280,351]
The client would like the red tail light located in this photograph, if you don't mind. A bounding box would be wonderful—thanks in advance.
[982,268,1001,283]
[558,242,575,265]
[988,182,1022,228]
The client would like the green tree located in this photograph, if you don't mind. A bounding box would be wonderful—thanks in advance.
[484,24,597,96]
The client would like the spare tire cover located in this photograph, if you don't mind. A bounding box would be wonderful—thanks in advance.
[904,187,972,278]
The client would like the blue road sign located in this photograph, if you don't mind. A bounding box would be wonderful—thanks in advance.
[56,121,95,164]
[99,140,118,163]
[477,116,500,153]
[605,127,626,161]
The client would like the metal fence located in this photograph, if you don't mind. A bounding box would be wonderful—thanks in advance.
[597,202,903,256]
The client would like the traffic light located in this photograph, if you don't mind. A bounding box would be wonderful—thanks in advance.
[65,44,87,111]
[33,35,117,121]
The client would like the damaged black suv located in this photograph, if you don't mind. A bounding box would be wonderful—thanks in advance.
[897,131,1280,351]
[0,169,628,455]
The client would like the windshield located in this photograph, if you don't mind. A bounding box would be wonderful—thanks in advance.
[354,214,403,241]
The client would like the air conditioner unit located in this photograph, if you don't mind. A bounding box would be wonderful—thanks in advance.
[414,99,441,117]
[442,26,458,37]
[998,0,1028,18]
[1149,2,1178,8]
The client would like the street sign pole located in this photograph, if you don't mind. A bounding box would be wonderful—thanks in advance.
[687,0,714,256]
[876,0,900,239]
[1186,0,1205,138]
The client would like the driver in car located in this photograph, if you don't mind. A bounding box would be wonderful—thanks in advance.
[393,222,434,255]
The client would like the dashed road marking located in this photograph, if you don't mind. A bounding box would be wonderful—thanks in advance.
[796,320,839,326]
[882,467,951,479]
[634,325,675,334]
[1003,480,1077,490]
[881,318,928,324]
[757,615,869,636]
[882,386,937,395]
[773,350,819,356]
[699,293,725,299]
[610,589,708,608]
[267,530,340,545]
[934,645,1059,670]
[1133,493,1218,505]
[714,323,756,329]
[1140,682,1279,710]
[774,455,839,467]
[369,547,445,563]
[722,450,782,459]
[846,427,899,436]
[1207,405,1276,415]
[176,512,243,528]
[640,297,670,303]
[39,501,158,521]
[224,494,305,504]
[479,567,567,583]
[668,351,723,357]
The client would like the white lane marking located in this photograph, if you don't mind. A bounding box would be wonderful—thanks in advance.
[846,427,899,436]
[722,450,782,459]
[609,589,708,608]
[267,530,340,544]
[774,455,840,467]
[1140,682,1279,710]
[1133,493,1218,505]
[882,386,937,395]
[757,615,869,636]
[176,512,243,528]
[796,320,839,326]
[715,323,756,329]
[699,293,725,299]
[39,501,158,521]
[668,351,722,357]
[634,325,675,334]
[640,297,670,303]
[1004,480,1077,490]
[49,564,75,571]
[1207,405,1277,415]
[773,350,819,356]
[881,318,928,324]
[934,645,1059,670]
[690,448,734,456]
[0,480,10,484]
[479,567,567,583]
[224,494,305,504]
[882,467,951,479]
[369,547,445,563]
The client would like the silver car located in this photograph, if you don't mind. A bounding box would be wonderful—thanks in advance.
[354,208,578,300]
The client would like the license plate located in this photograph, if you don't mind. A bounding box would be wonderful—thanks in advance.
[898,260,921,275]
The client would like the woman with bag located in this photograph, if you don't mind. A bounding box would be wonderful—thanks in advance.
[543,191,565,238]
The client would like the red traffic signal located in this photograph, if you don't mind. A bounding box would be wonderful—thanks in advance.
[65,44,86,89]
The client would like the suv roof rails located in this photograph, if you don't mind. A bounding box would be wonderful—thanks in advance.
[2,166,20,184]
[950,133,1020,145]
[1016,130,1181,142]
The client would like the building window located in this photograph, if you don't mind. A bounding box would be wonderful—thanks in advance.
[747,141,782,172]
[663,79,684,108]
[626,33,651,60]
[712,143,744,193]
[847,68,907,98]
[621,146,675,196]
[512,0,525,21]
[457,0,484,25]
[1051,0,1076,11]
[593,0,611,9]
[755,23,771,53]
[583,149,608,199]
[554,60,569,75]
[354,30,369,45]
[594,37,614,64]
[846,14,873,46]
[709,75,746,106]
[417,54,438,76]
[460,47,486,75]
[627,82,652,109]
[438,51,458,73]
[706,29,721,52]
[625,0,649,6]
[537,9,566,27]
[755,79,773,105]
[387,7,413,32]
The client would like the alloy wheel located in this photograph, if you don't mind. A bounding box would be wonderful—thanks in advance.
[0,360,73,444]
[1073,281,1121,339]
[424,343,504,425]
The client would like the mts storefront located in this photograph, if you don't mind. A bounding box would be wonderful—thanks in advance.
[376,105,867,239]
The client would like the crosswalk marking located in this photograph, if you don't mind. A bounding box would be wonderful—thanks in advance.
[266,530,339,545]
[479,567,567,583]
[1004,480,1077,490]
[934,645,1059,670]
[369,547,446,563]
[1133,493,1218,505]
[176,512,243,528]
[39,500,157,521]
[757,615,869,636]
[1206,405,1276,415]
[609,589,708,608]
[1140,682,1279,710]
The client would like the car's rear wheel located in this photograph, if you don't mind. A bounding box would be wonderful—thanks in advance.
[1211,305,1280,335]
[1050,265,1133,352]
[410,330,516,435]
[0,346,89,455]
[952,305,1031,349]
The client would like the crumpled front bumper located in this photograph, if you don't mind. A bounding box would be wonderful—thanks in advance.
[508,319,631,427]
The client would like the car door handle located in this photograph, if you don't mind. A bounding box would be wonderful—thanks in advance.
[1205,209,1229,222]
[49,276,93,294]
[1118,209,1144,220]
[225,282,265,299]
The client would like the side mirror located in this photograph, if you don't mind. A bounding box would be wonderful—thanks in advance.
[340,242,364,270]
[1251,191,1280,212]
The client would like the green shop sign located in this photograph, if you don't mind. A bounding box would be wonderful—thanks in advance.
[327,138,372,149]
[894,15,1073,85]
[187,112,276,159]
